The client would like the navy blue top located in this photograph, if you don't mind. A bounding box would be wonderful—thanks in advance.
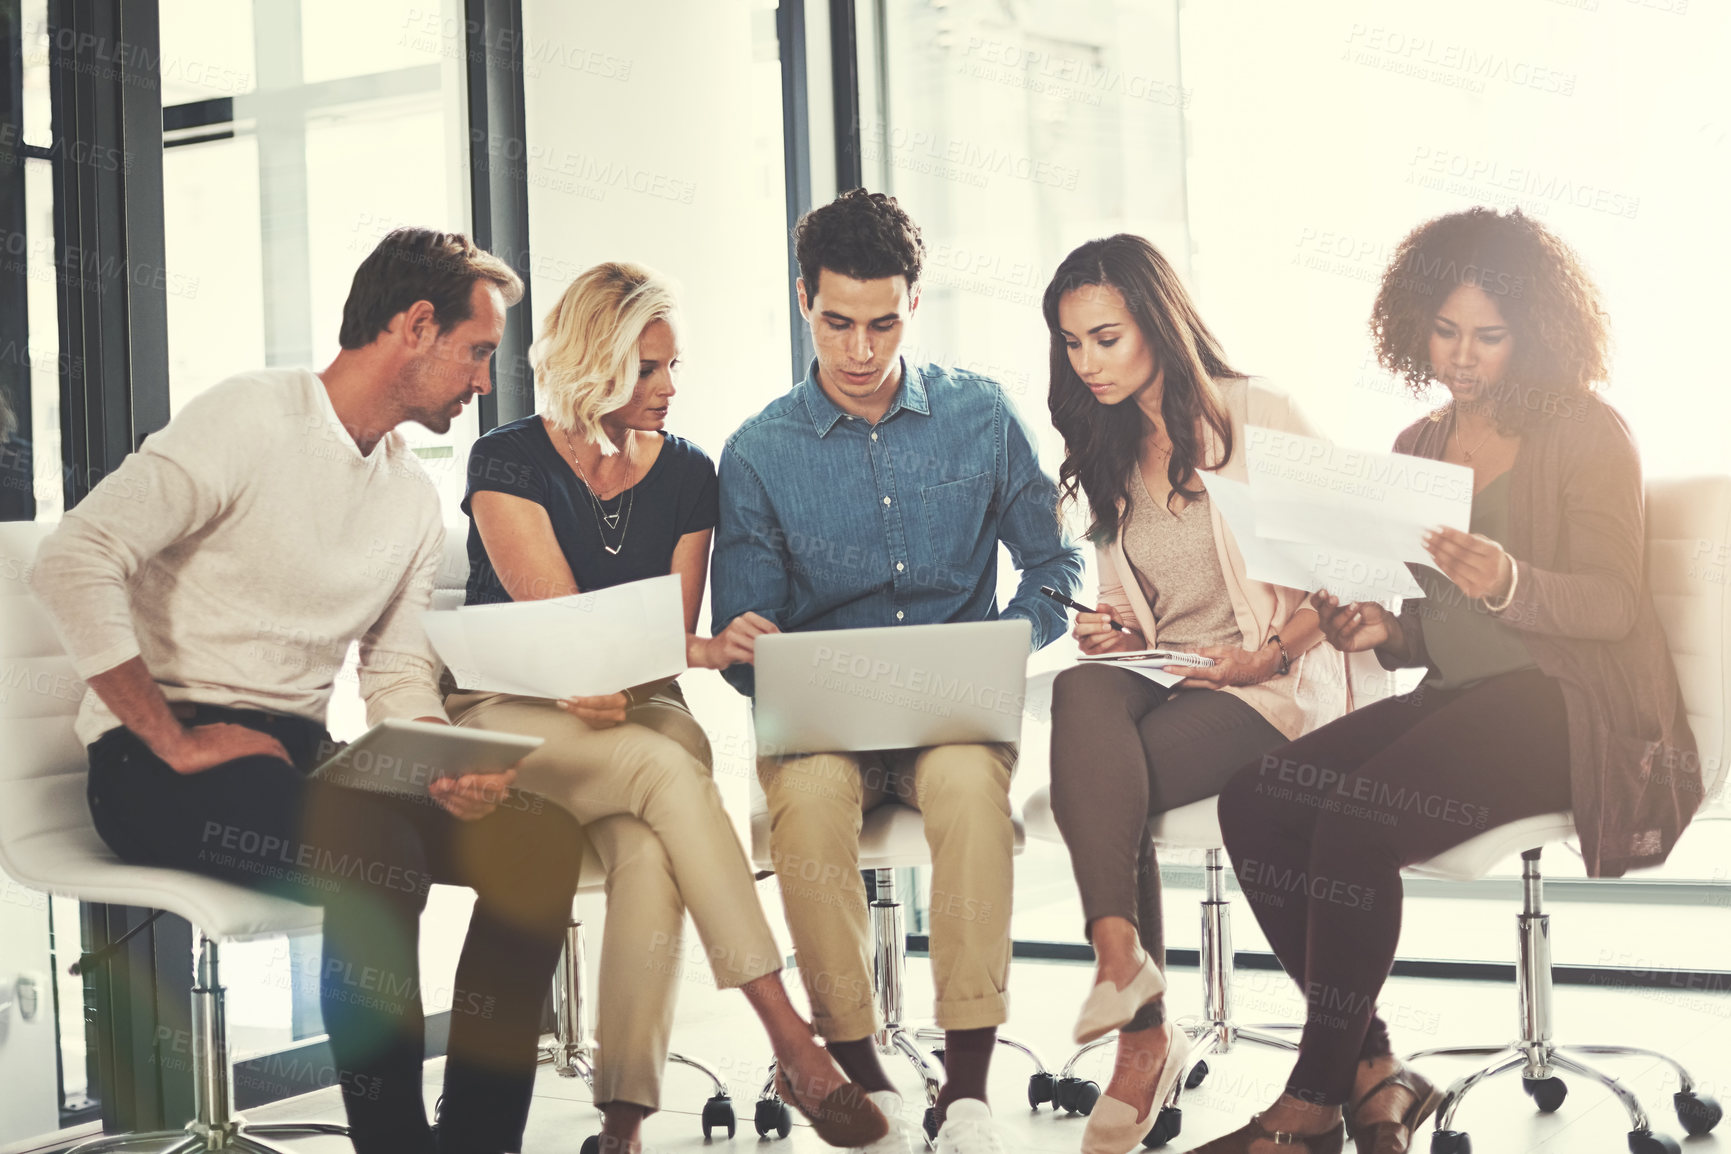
[462,416,718,605]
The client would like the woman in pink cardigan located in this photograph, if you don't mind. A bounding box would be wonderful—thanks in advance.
[1041,234,1380,1154]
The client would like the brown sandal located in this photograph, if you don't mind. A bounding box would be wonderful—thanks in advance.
[773,1065,889,1148]
[1188,1114,1345,1152]
[1345,1067,1443,1154]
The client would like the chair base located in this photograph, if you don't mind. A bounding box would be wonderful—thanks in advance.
[538,918,737,1139]
[72,937,352,1154]
[1406,850,1715,1154]
[66,1121,351,1154]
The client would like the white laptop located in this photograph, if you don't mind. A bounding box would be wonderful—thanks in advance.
[753,620,1031,755]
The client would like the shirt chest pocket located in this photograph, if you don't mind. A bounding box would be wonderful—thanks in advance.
[919,472,994,569]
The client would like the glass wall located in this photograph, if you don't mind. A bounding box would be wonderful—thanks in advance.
[863,0,1192,947]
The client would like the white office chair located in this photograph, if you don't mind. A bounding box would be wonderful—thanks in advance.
[747,766,1046,1141]
[1021,783,1303,1149]
[428,527,738,1146]
[1405,474,1729,1154]
[0,522,348,1153]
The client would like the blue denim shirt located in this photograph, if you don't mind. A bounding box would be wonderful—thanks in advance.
[711,359,1083,696]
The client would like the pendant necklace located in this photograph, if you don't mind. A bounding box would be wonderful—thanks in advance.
[1454,406,1495,461]
[561,426,635,556]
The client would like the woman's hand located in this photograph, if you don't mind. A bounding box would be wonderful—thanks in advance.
[558,692,630,729]
[690,611,780,670]
[1073,603,1147,655]
[1312,589,1404,654]
[1172,642,1281,689]
[1424,526,1515,602]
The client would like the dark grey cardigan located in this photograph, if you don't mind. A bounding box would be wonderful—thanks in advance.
[1383,396,1699,877]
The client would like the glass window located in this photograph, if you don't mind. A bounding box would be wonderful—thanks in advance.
[156,0,476,1064]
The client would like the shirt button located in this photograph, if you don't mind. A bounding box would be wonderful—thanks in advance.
[896,561,905,572]
[871,432,878,441]
[896,610,905,621]
[882,496,891,506]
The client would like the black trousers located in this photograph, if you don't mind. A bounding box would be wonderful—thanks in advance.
[1217,666,1572,1105]
[86,705,584,1154]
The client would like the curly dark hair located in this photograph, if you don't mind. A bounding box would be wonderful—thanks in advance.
[1369,208,1609,429]
[793,188,924,295]
[1043,234,1242,544]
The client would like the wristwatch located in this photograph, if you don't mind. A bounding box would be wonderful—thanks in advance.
[1267,632,1292,677]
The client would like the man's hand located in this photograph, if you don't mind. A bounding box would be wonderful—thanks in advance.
[1172,643,1280,689]
[558,692,630,729]
[1073,603,1146,655]
[429,770,516,821]
[693,611,780,670]
[156,723,292,776]
[1312,589,1403,654]
[1424,526,1515,602]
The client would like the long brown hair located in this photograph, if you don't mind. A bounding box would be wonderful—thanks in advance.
[1043,234,1242,543]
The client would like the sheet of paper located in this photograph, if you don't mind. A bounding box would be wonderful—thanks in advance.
[1244,427,1472,566]
[1199,472,1424,604]
[421,574,687,699]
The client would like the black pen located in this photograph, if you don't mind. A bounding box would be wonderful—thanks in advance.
[1040,585,1136,634]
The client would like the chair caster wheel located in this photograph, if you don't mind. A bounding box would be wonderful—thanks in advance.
[924,1105,940,1140]
[1627,1130,1681,1154]
[1676,1091,1723,1135]
[1431,1130,1471,1154]
[1185,1059,1209,1090]
[1028,1071,1057,1109]
[1143,1105,1182,1147]
[1523,1075,1567,1113]
[701,1094,736,1138]
[1073,1079,1101,1116]
[754,1096,792,1138]
[1054,1076,1081,1112]
[580,1137,599,1154]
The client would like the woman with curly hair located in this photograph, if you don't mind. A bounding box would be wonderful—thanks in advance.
[1039,235,1382,1153]
[1198,208,1701,1154]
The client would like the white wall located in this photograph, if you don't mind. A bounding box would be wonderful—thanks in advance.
[1179,0,1731,476]
[519,0,792,462]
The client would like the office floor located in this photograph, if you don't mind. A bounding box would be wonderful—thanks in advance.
[247,950,1731,1154]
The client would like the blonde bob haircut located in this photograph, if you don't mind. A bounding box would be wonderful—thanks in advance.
[533,261,680,440]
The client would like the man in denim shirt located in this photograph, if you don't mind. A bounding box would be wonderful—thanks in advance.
[711,190,1082,1154]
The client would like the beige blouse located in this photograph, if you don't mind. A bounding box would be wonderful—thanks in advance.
[1120,470,1241,651]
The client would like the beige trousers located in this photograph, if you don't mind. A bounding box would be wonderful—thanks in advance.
[757,742,1018,1042]
[447,683,780,1110]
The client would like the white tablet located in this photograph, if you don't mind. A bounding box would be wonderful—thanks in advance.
[312,718,543,797]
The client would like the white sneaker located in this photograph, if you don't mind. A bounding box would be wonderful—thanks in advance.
[933,1098,1004,1154]
[850,1091,921,1154]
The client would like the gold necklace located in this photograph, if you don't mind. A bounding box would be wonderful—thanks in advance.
[1453,407,1496,461]
[559,426,636,555]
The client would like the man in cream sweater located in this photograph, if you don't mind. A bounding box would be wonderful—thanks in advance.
[32,229,583,1154]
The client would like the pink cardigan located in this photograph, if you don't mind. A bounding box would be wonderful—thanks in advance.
[1094,377,1391,740]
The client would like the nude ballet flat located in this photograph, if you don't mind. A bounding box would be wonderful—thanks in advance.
[1081,1024,1192,1154]
[1073,953,1166,1045]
